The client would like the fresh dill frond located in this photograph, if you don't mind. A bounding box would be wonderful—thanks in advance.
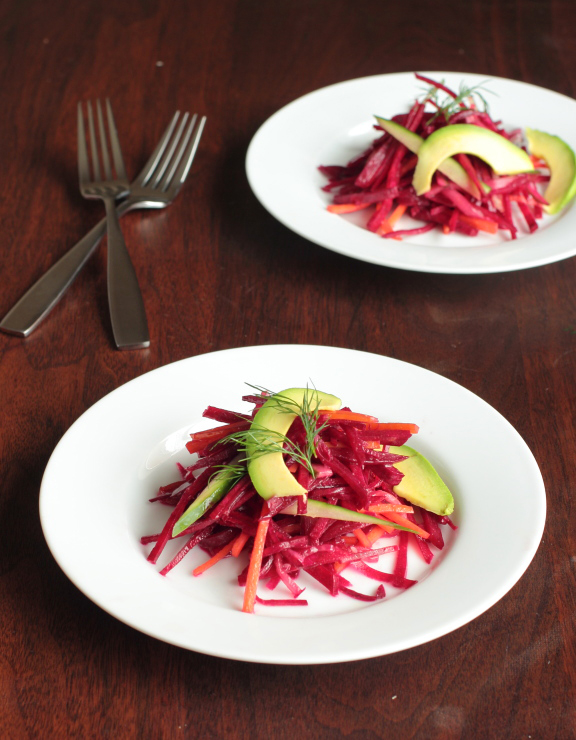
[216,384,328,476]
[419,79,495,123]
[208,461,247,485]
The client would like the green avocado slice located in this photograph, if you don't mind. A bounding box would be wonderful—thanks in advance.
[246,388,341,500]
[172,464,238,537]
[412,124,534,196]
[389,445,454,516]
[525,128,576,214]
[279,498,416,533]
[375,116,482,198]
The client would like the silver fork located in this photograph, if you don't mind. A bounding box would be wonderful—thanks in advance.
[0,110,206,338]
[78,99,148,350]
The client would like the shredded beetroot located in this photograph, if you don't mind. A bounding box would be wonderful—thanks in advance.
[320,73,551,241]
[255,596,308,606]
[143,388,454,610]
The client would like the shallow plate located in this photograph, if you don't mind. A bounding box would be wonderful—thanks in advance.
[40,345,545,664]
[246,71,576,274]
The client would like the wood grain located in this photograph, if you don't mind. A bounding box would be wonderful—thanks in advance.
[0,0,574,737]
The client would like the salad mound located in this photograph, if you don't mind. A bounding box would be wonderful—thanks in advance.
[142,386,456,614]
[320,73,573,240]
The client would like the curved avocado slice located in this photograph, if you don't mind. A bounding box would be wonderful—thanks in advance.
[412,124,534,195]
[247,388,341,500]
[375,117,482,198]
[525,128,576,214]
[389,445,454,516]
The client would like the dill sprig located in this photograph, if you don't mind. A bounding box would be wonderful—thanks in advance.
[208,461,247,485]
[418,79,494,123]
[217,384,328,476]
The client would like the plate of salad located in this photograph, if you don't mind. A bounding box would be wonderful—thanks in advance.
[40,345,546,664]
[246,71,576,274]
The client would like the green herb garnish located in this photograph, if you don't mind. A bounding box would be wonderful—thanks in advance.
[216,384,327,477]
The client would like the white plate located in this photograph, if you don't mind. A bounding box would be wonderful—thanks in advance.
[246,71,576,274]
[40,345,545,664]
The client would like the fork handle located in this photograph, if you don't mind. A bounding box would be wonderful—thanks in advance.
[104,197,150,350]
[0,199,133,337]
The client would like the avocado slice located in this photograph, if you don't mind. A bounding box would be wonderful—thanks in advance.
[375,116,482,198]
[525,128,576,214]
[412,124,534,196]
[246,388,341,500]
[172,465,239,537]
[389,445,454,516]
[279,498,415,532]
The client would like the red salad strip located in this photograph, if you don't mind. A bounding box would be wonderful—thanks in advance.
[144,389,454,612]
[255,595,309,606]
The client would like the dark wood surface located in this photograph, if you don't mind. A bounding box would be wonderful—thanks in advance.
[1,1,574,737]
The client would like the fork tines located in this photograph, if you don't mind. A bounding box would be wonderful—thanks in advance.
[135,111,206,194]
[77,99,128,187]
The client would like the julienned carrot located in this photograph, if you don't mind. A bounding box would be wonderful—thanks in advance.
[321,410,379,423]
[371,422,419,433]
[192,539,236,576]
[388,203,407,226]
[186,420,250,453]
[353,528,372,548]
[458,215,498,234]
[367,523,395,541]
[327,202,372,214]
[368,504,414,514]
[377,204,407,238]
[242,504,271,614]
[378,511,430,539]
[321,411,419,435]
[231,531,250,557]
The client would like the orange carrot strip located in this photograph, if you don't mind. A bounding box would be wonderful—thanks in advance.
[368,504,414,514]
[458,215,498,234]
[320,410,379,423]
[334,561,348,573]
[186,420,249,452]
[388,203,407,226]
[342,535,358,545]
[353,528,372,548]
[366,523,394,541]
[192,540,236,576]
[377,218,393,235]
[378,511,430,539]
[231,531,250,557]
[377,204,407,238]
[371,422,419,433]
[242,504,270,613]
[324,418,419,433]
[327,203,372,214]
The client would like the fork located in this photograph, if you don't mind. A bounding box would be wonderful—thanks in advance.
[0,110,206,338]
[78,99,149,350]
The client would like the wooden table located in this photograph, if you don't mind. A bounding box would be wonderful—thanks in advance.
[1,1,574,737]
